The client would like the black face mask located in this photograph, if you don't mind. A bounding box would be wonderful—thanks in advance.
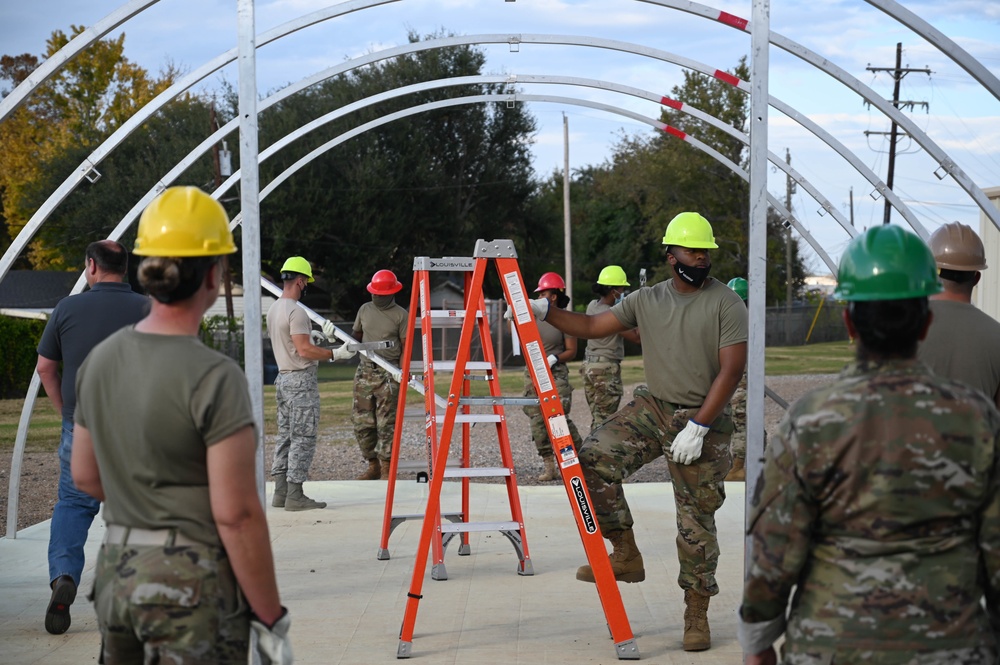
[300,281,308,296]
[673,258,711,288]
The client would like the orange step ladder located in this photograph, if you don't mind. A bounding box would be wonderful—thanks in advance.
[393,239,639,660]
[378,254,533,579]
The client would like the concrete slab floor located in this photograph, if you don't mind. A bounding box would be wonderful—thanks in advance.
[1,480,749,664]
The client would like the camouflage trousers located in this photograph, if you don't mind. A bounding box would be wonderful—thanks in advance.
[578,385,733,596]
[581,360,624,430]
[781,646,997,665]
[93,540,248,664]
[729,372,747,459]
[271,367,320,484]
[522,363,582,459]
[352,361,399,461]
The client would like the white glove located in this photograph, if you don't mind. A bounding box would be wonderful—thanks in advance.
[503,303,514,321]
[547,354,558,368]
[331,345,357,361]
[309,330,326,347]
[251,608,293,665]
[529,297,550,321]
[322,320,337,342]
[670,419,710,465]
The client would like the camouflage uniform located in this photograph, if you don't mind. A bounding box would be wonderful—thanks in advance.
[523,362,583,458]
[740,359,1000,662]
[580,385,733,594]
[581,359,623,429]
[728,370,747,460]
[94,541,248,663]
[271,366,320,484]
[353,360,400,461]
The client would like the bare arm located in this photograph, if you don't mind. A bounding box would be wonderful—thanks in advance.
[558,334,577,364]
[70,425,104,501]
[291,333,334,361]
[36,355,63,414]
[619,328,641,345]
[208,425,283,626]
[694,342,747,426]
[544,307,628,340]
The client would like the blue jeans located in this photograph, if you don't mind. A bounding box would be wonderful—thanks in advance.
[48,419,101,586]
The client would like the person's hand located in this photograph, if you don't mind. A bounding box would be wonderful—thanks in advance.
[310,330,326,347]
[503,303,514,321]
[547,354,558,368]
[746,646,777,665]
[251,608,293,665]
[322,320,337,342]
[670,419,710,464]
[332,345,357,361]
[529,297,549,321]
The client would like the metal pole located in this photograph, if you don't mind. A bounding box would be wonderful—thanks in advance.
[237,0,266,501]
[563,113,573,305]
[745,0,770,634]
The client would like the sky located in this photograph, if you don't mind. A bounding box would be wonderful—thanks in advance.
[2,0,999,276]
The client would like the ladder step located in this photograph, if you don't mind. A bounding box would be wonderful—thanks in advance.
[459,396,538,406]
[393,511,464,521]
[438,414,502,423]
[440,521,521,533]
[443,467,512,478]
[411,361,493,372]
[394,459,460,472]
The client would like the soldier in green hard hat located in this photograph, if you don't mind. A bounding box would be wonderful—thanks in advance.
[739,225,1000,664]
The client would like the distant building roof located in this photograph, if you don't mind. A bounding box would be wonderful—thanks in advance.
[0,271,79,310]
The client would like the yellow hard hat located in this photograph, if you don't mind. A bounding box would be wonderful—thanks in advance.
[661,212,718,249]
[597,265,630,286]
[280,256,315,282]
[134,187,236,257]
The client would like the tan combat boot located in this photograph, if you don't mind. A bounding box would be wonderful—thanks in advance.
[724,456,745,482]
[379,459,391,480]
[271,474,287,508]
[357,458,380,481]
[575,528,645,583]
[683,589,711,651]
[284,482,327,511]
[537,456,558,482]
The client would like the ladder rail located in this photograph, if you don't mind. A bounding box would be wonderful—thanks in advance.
[495,254,637,654]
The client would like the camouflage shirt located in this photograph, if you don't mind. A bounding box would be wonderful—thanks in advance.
[739,359,1000,657]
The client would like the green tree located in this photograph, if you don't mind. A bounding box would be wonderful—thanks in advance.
[0,26,190,268]
[255,31,541,315]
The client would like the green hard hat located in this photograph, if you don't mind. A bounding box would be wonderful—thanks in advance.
[597,265,630,287]
[726,277,748,300]
[833,225,942,301]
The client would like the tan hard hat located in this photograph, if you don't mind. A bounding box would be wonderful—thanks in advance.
[928,222,987,271]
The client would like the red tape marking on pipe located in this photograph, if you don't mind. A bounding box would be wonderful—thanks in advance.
[663,126,686,140]
[714,70,741,86]
[718,11,748,30]
[660,97,682,109]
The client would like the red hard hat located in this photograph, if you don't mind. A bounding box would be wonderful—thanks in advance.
[534,272,566,292]
[367,269,403,295]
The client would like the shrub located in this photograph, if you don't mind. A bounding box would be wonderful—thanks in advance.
[0,316,46,398]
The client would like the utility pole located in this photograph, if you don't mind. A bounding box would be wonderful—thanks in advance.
[784,148,795,311]
[562,113,572,305]
[210,102,236,320]
[865,43,930,224]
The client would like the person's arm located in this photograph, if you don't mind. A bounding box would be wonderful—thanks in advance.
[994,383,1000,411]
[738,416,816,655]
[544,307,628,340]
[291,333,335,361]
[208,425,283,626]
[692,341,746,426]
[70,425,104,501]
[36,355,63,414]
[619,328,641,345]
[746,647,778,665]
[557,334,577,364]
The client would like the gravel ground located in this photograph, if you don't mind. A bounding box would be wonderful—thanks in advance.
[0,374,836,534]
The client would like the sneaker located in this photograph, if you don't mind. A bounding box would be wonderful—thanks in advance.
[45,575,77,635]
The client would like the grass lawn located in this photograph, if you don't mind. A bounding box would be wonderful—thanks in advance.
[1,341,852,453]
